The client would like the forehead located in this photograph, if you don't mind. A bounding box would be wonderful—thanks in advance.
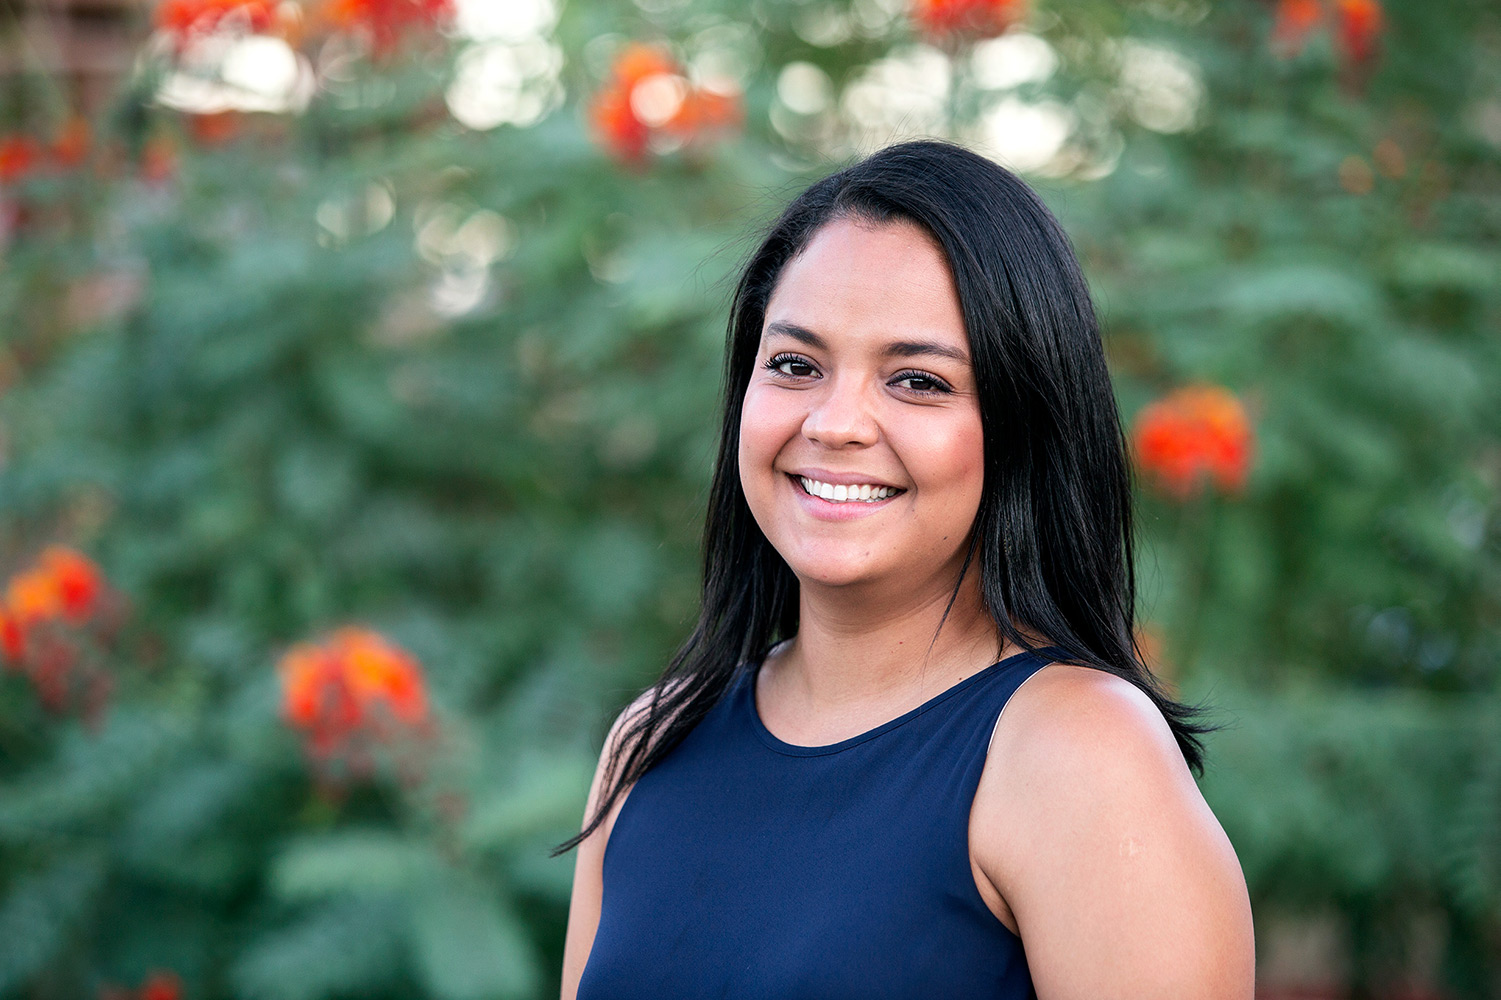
[762,217,968,355]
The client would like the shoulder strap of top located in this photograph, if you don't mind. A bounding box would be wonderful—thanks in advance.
[985,644,1070,754]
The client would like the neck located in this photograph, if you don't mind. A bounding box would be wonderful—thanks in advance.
[770,561,1014,713]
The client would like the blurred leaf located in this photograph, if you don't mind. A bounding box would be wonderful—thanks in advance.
[1389,243,1501,292]
[270,831,442,902]
[461,755,593,852]
[232,897,407,1000]
[124,758,259,847]
[0,709,192,842]
[566,521,660,622]
[1219,263,1384,327]
[408,874,541,1000]
[0,853,107,993]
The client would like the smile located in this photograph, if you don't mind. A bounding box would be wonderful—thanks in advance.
[795,476,904,503]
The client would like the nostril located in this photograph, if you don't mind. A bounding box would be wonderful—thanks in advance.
[802,404,879,446]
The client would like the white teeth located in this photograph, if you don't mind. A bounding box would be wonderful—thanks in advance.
[797,477,900,503]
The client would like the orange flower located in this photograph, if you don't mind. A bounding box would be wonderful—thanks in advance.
[1271,0,1323,56]
[0,610,25,665]
[589,85,651,164]
[51,117,91,169]
[6,566,64,625]
[322,0,454,55]
[187,111,240,146]
[1270,0,1384,67]
[911,0,1027,40]
[1333,0,1383,64]
[155,0,276,45]
[611,43,679,90]
[279,641,362,755]
[672,89,745,135]
[0,134,41,183]
[588,43,742,164]
[589,44,682,163]
[278,626,430,762]
[0,546,107,668]
[138,972,183,1000]
[4,547,103,629]
[140,135,179,185]
[336,627,427,724]
[0,547,113,716]
[1132,385,1254,499]
[42,546,105,625]
[99,970,183,1000]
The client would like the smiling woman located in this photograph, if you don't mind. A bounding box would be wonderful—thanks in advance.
[558,140,1255,999]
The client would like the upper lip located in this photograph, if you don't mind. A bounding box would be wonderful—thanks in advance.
[787,469,904,490]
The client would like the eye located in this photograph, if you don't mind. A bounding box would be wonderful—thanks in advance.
[765,353,819,379]
[890,369,952,396]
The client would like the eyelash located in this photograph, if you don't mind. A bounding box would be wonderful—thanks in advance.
[763,353,954,396]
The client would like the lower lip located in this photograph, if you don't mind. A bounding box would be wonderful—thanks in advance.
[786,474,904,521]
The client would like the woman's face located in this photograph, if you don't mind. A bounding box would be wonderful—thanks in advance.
[738,217,985,593]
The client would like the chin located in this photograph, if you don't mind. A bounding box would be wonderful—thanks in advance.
[790,567,872,590]
[777,542,887,590]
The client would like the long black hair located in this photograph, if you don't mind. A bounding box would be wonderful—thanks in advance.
[555,138,1215,855]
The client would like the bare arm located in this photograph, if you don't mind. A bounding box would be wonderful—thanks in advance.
[972,665,1256,1000]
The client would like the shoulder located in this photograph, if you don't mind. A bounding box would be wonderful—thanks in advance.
[602,686,657,754]
[978,660,1203,868]
[591,673,699,822]
[998,660,1188,785]
[977,662,1201,885]
[603,674,694,762]
[974,661,1255,997]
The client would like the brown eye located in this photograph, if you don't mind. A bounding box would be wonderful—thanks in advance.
[767,354,818,378]
[891,370,952,395]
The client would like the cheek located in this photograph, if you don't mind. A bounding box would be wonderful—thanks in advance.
[738,383,797,481]
[737,387,780,516]
[906,410,986,510]
[737,384,807,546]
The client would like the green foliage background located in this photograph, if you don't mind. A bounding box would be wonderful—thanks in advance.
[0,0,1498,996]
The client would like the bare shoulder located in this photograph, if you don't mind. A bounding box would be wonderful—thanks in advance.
[995,661,1189,782]
[592,675,693,828]
[604,682,671,755]
[975,662,1201,898]
[973,661,1256,999]
[616,674,697,751]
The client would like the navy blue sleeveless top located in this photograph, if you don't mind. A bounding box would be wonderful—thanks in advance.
[578,645,1068,999]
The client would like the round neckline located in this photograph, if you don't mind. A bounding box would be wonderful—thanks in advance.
[744,645,1066,758]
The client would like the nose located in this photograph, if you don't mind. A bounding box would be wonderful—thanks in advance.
[802,375,879,449]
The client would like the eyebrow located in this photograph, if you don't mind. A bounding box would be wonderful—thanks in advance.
[765,321,970,365]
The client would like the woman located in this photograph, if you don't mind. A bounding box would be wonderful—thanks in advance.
[559,140,1255,998]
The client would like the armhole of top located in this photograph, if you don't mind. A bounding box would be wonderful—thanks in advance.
[596,671,709,867]
[986,658,1059,756]
[597,776,637,871]
[595,688,659,868]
